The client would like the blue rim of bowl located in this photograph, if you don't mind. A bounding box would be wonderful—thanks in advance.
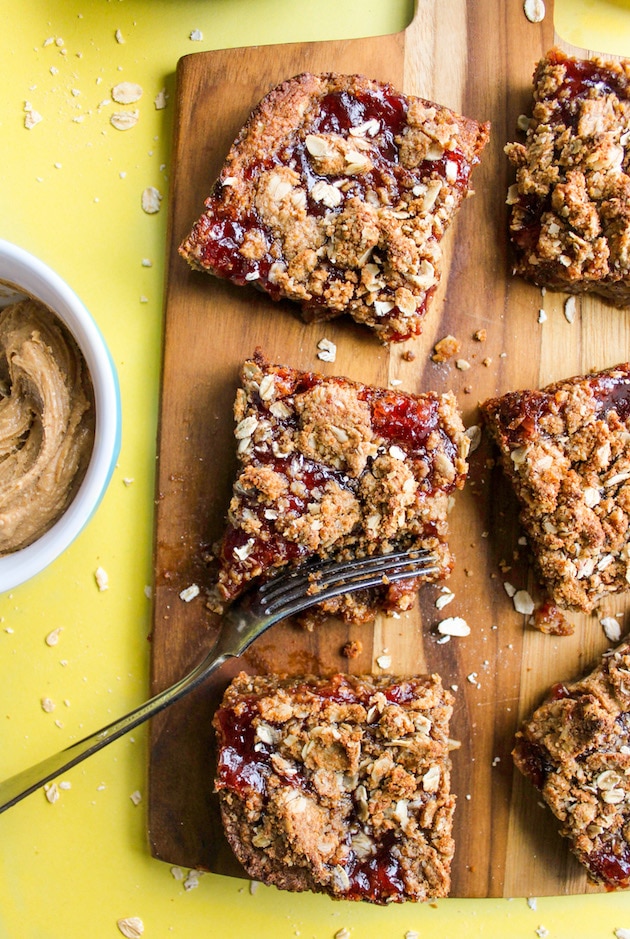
[0,240,122,591]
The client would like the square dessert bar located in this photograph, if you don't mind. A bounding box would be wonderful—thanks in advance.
[209,353,469,624]
[481,363,630,613]
[506,47,630,304]
[513,641,630,889]
[213,671,456,903]
[180,72,489,342]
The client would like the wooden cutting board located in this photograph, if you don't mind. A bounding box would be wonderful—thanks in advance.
[148,0,630,898]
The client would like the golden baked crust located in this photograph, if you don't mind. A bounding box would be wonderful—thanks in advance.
[513,641,630,888]
[506,48,630,304]
[481,363,630,613]
[209,352,469,624]
[214,671,456,903]
[180,72,489,342]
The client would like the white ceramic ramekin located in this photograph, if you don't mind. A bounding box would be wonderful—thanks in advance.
[0,240,121,591]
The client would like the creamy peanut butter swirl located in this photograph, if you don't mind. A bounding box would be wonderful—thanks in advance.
[0,299,95,554]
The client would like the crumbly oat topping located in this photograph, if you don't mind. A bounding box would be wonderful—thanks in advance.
[209,353,469,624]
[506,48,630,305]
[180,72,489,343]
[214,671,456,903]
[513,641,630,888]
[481,363,630,613]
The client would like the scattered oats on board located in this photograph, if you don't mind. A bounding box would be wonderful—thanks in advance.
[503,581,516,598]
[465,424,482,453]
[95,566,109,591]
[112,81,143,104]
[535,927,549,939]
[537,308,547,323]
[524,0,545,22]
[376,653,392,669]
[437,616,470,637]
[435,589,455,610]
[316,337,336,363]
[405,932,420,939]
[115,28,125,43]
[564,295,576,323]
[179,584,200,603]
[141,186,162,213]
[249,880,261,895]
[601,616,622,643]
[130,790,142,806]
[513,589,535,615]
[190,29,203,41]
[334,930,351,939]
[154,88,168,110]
[456,358,471,371]
[110,109,139,131]
[41,697,55,713]
[170,866,185,881]
[615,929,630,939]
[116,917,144,939]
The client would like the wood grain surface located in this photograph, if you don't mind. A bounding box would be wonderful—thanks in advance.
[148,0,630,897]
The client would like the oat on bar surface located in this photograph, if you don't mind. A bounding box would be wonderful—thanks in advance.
[213,671,456,903]
[180,72,489,342]
[481,363,630,613]
[506,47,630,304]
[513,640,630,889]
[209,353,469,625]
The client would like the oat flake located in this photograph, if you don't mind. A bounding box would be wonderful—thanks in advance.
[179,584,200,602]
[45,627,63,646]
[524,0,545,22]
[437,616,470,637]
[141,186,162,213]
[564,295,577,323]
[95,566,109,591]
[601,616,622,642]
[116,918,144,939]
[112,81,143,104]
[513,589,535,615]
[317,337,337,363]
[110,109,139,130]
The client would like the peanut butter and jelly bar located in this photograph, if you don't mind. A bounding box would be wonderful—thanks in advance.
[506,48,630,304]
[209,353,469,624]
[180,72,489,342]
[481,364,630,613]
[213,671,456,902]
[513,641,630,889]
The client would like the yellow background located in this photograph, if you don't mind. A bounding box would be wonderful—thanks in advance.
[1,1,630,937]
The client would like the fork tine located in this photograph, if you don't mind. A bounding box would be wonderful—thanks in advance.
[258,548,432,605]
[259,549,438,616]
[264,560,436,620]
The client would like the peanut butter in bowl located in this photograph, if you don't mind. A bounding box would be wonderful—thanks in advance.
[0,294,95,554]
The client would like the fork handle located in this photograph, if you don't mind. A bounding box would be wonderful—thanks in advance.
[0,645,229,815]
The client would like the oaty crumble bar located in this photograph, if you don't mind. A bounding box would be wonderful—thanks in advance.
[180,72,489,342]
[481,363,630,613]
[513,641,630,889]
[209,353,469,624]
[506,47,630,304]
[213,671,456,902]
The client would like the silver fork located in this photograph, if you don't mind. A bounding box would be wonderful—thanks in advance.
[0,548,437,814]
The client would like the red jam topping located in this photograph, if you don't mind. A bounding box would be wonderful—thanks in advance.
[345,831,406,901]
[514,739,556,790]
[587,840,630,889]
[490,369,630,448]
